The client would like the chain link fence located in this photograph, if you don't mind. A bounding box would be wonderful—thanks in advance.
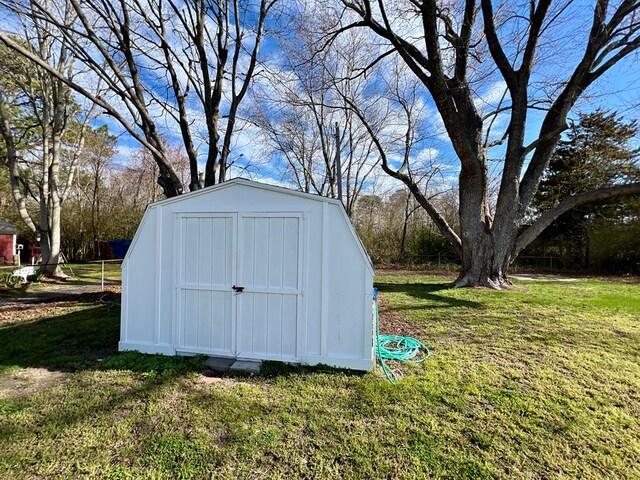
[371,254,461,271]
[371,254,565,273]
[0,260,122,300]
[511,256,562,273]
[0,252,606,301]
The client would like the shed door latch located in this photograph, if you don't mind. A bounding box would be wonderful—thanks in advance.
[232,285,244,292]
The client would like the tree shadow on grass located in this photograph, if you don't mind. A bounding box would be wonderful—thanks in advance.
[375,282,481,309]
[0,300,200,376]
[0,301,207,452]
[374,283,640,355]
[0,297,361,379]
[0,302,365,462]
[0,304,117,372]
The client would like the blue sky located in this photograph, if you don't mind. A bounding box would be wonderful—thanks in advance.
[59,1,640,195]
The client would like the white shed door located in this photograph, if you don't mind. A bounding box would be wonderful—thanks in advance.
[176,214,235,355]
[236,215,302,361]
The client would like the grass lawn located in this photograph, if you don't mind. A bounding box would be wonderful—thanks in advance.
[0,261,121,276]
[63,262,123,282]
[1,262,122,293]
[1,273,639,479]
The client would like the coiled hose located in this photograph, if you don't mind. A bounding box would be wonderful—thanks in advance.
[373,288,430,384]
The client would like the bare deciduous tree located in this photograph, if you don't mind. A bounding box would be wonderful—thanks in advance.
[0,15,96,275]
[255,13,382,215]
[335,0,640,287]
[257,10,438,217]
[0,0,279,197]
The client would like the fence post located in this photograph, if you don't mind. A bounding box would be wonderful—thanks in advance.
[101,260,105,292]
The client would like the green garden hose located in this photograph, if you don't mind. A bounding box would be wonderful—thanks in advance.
[373,288,430,384]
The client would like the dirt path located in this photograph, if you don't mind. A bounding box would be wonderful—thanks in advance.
[511,273,579,282]
[0,282,120,306]
[0,368,70,399]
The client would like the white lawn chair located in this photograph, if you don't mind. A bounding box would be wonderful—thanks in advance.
[11,265,37,283]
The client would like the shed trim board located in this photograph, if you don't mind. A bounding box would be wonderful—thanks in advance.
[119,179,375,371]
[299,211,310,363]
[155,207,163,345]
[320,201,329,357]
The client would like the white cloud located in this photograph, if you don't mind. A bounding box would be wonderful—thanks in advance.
[112,144,140,167]
[415,147,439,163]
[475,80,509,111]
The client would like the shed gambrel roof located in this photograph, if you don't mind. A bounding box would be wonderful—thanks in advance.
[129,178,374,274]
[0,219,17,235]
[151,177,349,208]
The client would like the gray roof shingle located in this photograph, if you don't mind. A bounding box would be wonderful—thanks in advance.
[0,219,17,235]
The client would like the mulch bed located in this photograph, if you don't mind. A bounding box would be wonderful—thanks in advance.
[377,294,425,340]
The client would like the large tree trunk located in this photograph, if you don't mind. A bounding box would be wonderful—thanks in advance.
[38,184,65,277]
[454,232,513,289]
[40,226,64,276]
[42,197,64,277]
[453,157,515,289]
[337,0,640,290]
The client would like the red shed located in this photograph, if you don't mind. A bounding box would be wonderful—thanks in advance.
[0,219,17,265]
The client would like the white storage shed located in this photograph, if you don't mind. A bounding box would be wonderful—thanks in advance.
[119,178,375,370]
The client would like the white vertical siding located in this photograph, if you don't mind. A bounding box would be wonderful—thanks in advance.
[120,180,374,370]
[237,215,301,361]
[175,215,235,355]
[119,208,159,349]
[326,203,366,359]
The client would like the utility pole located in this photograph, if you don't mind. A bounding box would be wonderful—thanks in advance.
[334,122,343,207]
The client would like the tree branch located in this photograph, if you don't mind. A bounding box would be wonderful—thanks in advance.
[480,0,517,89]
[338,92,463,255]
[515,182,640,255]
[521,124,568,157]
[0,33,165,164]
[518,0,640,212]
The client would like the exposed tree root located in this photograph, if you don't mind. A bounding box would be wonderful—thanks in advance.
[454,270,513,290]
